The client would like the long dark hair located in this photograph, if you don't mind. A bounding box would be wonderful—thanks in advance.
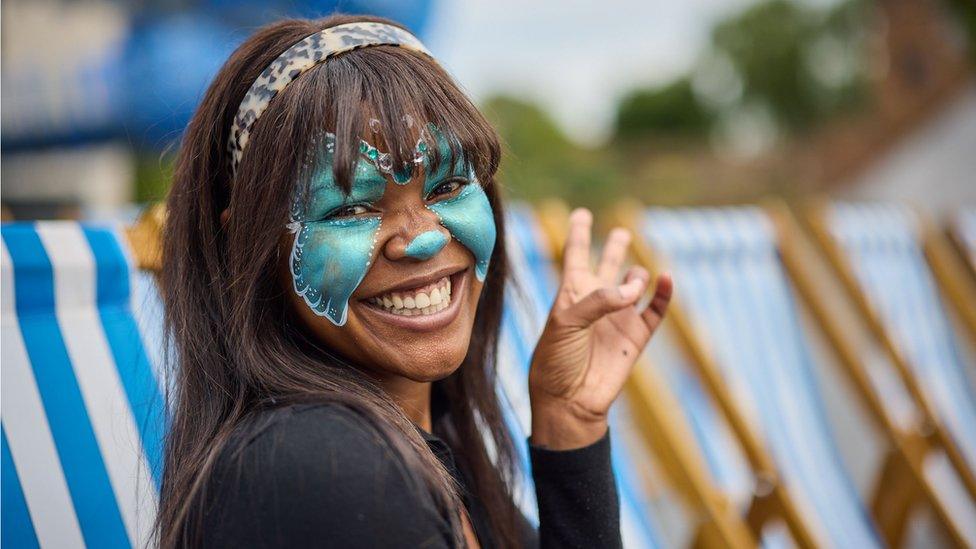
[157,14,519,548]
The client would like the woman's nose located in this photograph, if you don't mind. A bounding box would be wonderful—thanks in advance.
[404,230,449,260]
[384,224,451,262]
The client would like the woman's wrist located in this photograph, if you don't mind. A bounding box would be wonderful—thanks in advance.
[529,393,609,450]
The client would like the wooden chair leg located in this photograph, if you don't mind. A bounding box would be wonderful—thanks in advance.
[872,443,971,549]
[745,484,819,549]
[692,518,748,549]
[871,450,921,547]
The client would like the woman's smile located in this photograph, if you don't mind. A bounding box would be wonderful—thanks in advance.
[357,266,468,331]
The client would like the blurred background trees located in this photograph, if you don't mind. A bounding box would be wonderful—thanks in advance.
[488,0,972,211]
[2,0,973,220]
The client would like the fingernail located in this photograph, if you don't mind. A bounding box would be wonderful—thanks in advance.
[619,280,641,300]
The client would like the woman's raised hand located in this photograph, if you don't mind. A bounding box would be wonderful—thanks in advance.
[528,208,672,450]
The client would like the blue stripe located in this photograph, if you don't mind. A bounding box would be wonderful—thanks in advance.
[2,425,40,549]
[83,227,165,488]
[2,225,132,548]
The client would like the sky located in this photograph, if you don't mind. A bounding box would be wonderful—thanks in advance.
[424,0,841,145]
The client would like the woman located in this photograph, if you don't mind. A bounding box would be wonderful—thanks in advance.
[158,14,672,548]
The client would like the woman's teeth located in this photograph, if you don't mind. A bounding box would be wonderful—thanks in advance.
[368,276,452,316]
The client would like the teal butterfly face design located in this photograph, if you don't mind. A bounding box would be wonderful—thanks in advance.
[288,126,496,326]
[289,134,386,326]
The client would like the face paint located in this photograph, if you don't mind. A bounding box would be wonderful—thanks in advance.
[423,126,496,281]
[289,134,386,326]
[288,125,497,326]
[404,230,448,260]
[359,119,431,185]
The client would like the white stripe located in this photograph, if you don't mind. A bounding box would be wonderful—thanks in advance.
[620,501,653,549]
[1,238,86,548]
[36,222,157,548]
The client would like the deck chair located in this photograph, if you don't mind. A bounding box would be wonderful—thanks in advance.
[501,203,670,548]
[805,203,976,520]
[618,203,887,548]
[1,221,165,548]
[770,203,976,547]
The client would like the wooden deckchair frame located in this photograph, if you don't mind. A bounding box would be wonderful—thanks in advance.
[803,201,976,504]
[125,204,165,272]
[535,201,757,549]
[768,201,971,548]
[922,215,976,350]
[604,201,819,549]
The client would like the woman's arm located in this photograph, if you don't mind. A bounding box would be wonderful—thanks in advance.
[199,405,453,548]
[529,429,619,548]
[527,208,673,547]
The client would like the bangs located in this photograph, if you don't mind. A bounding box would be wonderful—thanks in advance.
[248,43,501,200]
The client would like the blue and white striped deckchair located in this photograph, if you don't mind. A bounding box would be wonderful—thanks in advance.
[1,221,165,549]
[639,207,883,548]
[823,204,976,494]
[640,325,756,517]
[500,203,664,548]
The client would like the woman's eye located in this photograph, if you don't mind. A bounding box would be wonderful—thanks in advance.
[427,178,467,200]
[326,204,371,220]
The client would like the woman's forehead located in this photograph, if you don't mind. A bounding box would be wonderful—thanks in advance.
[305,127,470,194]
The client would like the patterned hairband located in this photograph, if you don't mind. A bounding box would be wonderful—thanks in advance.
[227,22,432,179]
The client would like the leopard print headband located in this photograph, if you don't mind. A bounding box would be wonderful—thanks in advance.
[227,22,432,179]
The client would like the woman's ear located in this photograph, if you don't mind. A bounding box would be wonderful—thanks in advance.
[220,208,230,227]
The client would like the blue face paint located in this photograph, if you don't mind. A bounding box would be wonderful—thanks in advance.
[404,230,448,260]
[289,134,386,326]
[288,126,497,326]
[423,126,497,281]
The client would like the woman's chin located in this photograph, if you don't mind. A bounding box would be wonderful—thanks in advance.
[377,342,470,382]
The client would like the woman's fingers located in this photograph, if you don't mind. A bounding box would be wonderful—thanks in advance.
[562,208,593,275]
[621,265,650,287]
[641,272,673,333]
[564,276,648,327]
[596,228,631,284]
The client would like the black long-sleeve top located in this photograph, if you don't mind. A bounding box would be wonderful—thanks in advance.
[199,403,622,548]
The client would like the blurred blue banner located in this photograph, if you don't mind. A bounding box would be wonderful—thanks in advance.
[1,0,433,151]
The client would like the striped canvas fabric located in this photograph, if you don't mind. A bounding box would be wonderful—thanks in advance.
[828,204,976,471]
[2,221,164,549]
[640,207,882,548]
[501,204,663,548]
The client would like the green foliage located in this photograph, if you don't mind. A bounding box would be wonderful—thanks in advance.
[615,78,712,140]
[711,0,870,133]
[944,0,976,64]
[482,96,621,209]
[134,153,174,204]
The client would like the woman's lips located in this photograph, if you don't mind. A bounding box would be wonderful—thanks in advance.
[358,270,466,331]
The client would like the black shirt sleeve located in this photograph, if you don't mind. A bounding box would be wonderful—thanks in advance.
[200,405,452,548]
[529,430,622,549]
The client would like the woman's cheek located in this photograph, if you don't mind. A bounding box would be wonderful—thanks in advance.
[427,184,496,281]
[289,217,382,326]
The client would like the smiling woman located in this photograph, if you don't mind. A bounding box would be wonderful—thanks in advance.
[158,13,671,549]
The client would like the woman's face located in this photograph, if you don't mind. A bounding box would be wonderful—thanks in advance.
[281,128,496,384]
